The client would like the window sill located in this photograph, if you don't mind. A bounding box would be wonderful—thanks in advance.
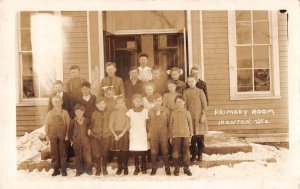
[16,98,48,106]
[230,95,281,101]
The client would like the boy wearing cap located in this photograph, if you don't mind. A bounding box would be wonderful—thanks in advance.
[69,104,93,176]
[138,53,152,82]
[99,62,124,97]
[124,66,144,108]
[148,93,171,176]
[76,81,97,122]
[88,98,111,176]
[44,95,70,176]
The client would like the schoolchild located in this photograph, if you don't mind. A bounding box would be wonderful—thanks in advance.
[88,98,111,176]
[137,53,152,82]
[127,94,149,175]
[168,67,186,94]
[162,80,180,111]
[99,62,125,97]
[142,82,156,110]
[148,93,171,176]
[150,65,167,95]
[69,104,93,176]
[183,75,207,162]
[65,65,86,105]
[44,95,70,176]
[108,96,130,175]
[124,66,144,108]
[188,66,209,105]
[169,95,193,176]
[76,81,97,122]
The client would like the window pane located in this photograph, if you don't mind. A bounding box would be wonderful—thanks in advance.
[253,45,269,68]
[237,46,252,68]
[20,11,31,28]
[236,22,252,44]
[22,53,35,98]
[253,21,269,44]
[21,29,32,51]
[253,11,268,21]
[237,69,253,92]
[236,11,251,21]
[254,69,270,91]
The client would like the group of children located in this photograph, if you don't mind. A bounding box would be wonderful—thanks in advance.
[44,53,209,177]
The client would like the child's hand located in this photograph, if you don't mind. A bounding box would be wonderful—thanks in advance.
[114,135,119,141]
[169,138,172,144]
[200,114,206,124]
[65,136,68,141]
[88,129,91,136]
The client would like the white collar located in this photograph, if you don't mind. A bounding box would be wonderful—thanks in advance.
[138,66,151,71]
[57,92,63,97]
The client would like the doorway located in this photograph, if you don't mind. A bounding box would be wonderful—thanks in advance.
[104,33,186,81]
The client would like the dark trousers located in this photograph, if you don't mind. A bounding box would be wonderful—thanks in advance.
[116,151,129,168]
[172,137,190,168]
[150,136,169,169]
[50,137,67,171]
[73,142,92,173]
[190,135,205,155]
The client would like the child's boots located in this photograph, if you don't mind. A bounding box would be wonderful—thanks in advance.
[183,167,192,176]
[173,159,180,176]
[102,157,108,176]
[51,168,60,176]
[150,155,157,176]
[133,158,140,175]
[95,159,101,176]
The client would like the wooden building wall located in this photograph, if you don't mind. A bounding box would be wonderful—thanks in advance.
[201,11,288,142]
[16,11,89,136]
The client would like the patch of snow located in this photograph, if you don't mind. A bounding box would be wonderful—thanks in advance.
[17,126,49,162]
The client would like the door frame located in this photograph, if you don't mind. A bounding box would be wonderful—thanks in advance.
[98,11,200,82]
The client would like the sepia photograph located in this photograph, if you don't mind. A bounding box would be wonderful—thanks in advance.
[0,1,300,189]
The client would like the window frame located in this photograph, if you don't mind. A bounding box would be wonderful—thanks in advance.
[17,11,64,106]
[228,10,281,100]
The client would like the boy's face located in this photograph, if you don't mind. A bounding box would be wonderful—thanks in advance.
[171,71,180,80]
[54,84,63,93]
[106,65,116,77]
[152,69,161,80]
[105,89,115,98]
[70,69,79,78]
[145,85,154,96]
[154,97,163,107]
[75,109,84,117]
[81,86,91,96]
[139,56,148,67]
[129,69,139,80]
[96,101,107,111]
[175,98,185,108]
[132,97,143,108]
[191,70,200,80]
[52,98,62,108]
[187,77,196,88]
[167,83,176,92]
[115,99,125,109]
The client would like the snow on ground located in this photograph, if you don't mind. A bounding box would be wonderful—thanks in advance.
[16,128,299,189]
[17,126,49,162]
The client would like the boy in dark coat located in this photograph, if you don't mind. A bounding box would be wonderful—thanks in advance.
[88,97,111,176]
[170,95,193,176]
[124,66,144,108]
[99,62,124,97]
[188,66,209,105]
[69,104,93,176]
[75,81,97,122]
[44,95,70,176]
[148,93,171,176]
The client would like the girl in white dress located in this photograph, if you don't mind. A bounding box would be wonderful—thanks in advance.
[127,93,149,175]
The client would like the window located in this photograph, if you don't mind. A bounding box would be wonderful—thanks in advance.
[18,11,63,104]
[228,11,280,100]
